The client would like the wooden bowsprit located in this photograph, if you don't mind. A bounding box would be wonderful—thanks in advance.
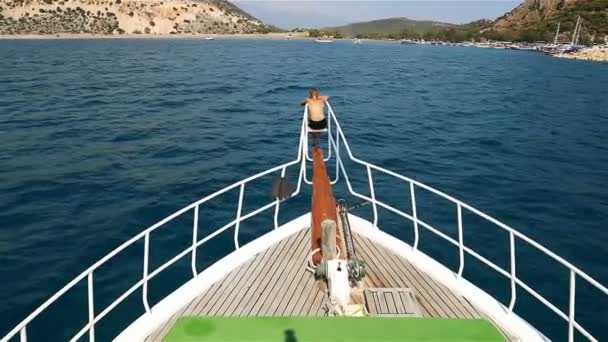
[310,146,344,266]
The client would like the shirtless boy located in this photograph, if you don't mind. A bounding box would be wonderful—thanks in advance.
[301,88,329,131]
[300,88,329,146]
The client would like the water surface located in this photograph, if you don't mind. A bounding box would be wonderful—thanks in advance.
[1,39,607,341]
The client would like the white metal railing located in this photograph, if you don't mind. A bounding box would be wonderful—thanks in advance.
[2,103,607,342]
[1,108,312,342]
[302,105,339,185]
[323,102,607,342]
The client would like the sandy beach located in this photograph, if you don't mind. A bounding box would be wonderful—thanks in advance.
[0,32,311,40]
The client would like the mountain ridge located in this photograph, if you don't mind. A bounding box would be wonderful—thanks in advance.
[322,17,455,38]
[314,0,606,43]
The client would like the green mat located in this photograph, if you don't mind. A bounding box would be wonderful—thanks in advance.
[164,317,507,341]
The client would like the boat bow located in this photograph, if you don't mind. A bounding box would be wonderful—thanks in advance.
[3,103,607,342]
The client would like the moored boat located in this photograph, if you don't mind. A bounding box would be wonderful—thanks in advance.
[315,36,335,43]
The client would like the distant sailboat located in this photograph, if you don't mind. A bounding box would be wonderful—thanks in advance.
[315,36,335,43]
[544,17,584,54]
[571,16,582,46]
[554,21,561,45]
[541,22,561,54]
[563,16,584,53]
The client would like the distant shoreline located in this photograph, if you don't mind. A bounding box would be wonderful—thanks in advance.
[0,32,312,40]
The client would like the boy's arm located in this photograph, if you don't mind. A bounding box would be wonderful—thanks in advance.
[319,95,330,101]
[300,98,308,106]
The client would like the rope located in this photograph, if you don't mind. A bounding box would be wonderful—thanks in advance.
[322,296,341,316]
[306,246,341,274]
[322,289,368,317]
[347,200,371,212]
[306,248,320,273]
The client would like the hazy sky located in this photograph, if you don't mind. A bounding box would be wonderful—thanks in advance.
[233,1,521,29]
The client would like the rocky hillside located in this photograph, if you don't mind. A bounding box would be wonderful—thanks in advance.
[0,0,265,35]
[492,0,608,42]
[312,0,606,43]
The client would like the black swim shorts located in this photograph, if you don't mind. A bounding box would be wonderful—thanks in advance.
[308,118,327,130]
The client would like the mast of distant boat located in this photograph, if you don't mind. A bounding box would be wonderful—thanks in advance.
[571,16,582,46]
[553,21,561,45]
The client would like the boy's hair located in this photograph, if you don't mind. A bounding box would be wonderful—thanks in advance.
[309,88,319,97]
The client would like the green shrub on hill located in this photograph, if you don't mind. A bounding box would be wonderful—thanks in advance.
[307,29,343,38]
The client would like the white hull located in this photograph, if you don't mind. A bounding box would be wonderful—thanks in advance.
[117,213,547,341]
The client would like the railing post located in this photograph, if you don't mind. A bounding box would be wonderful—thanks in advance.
[274,168,286,230]
[325,106,332,162]
[457,204,464,278]
[142,232,151,314]
[569,270,576,342]
[410,182,419,249]
[304,105,313,162]
[335,132,340,182]
[191,205,199,277]
[366,165,378,228]
[508,231,517,313]
[87,272,95,342]
[20,327,27,342]
[273,199,280,230]
[234,184,245,249]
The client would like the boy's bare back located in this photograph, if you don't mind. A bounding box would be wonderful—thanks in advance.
[301,88,329,122]
[307,96,328,121]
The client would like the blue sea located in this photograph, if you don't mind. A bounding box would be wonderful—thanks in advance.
[1,39,607,341]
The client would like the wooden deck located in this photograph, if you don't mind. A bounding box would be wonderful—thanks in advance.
[146,228,513,341]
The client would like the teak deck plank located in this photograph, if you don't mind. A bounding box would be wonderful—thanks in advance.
[394,290,407,313]
[371,288,423,317]
[288,269,318,315]
[360,236,451,317]
[223,237,288,316]
[261,231,311,315]
[238,231,302,316]
[385,291,398,314]
[273,253,311,316]
[352,234,438,317]
[280,266,314,315]
[229,231,296,317]
[146,228,515,341]
[219,245,275,316]
[205,256,254,316]
[211,245,274,316]
[256,230,310,315]
[368,237,452,317]
[307,285,327,316]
